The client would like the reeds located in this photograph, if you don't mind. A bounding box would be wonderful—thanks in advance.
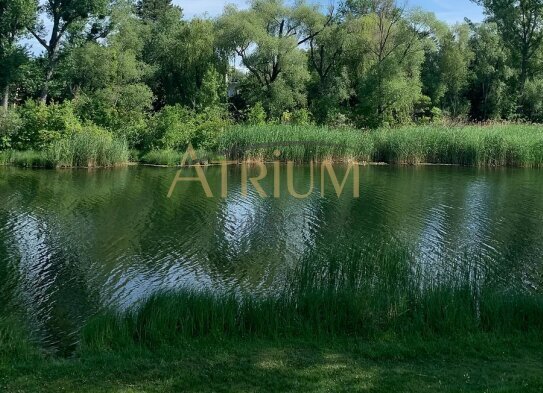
[81,245,543,351]
[0,132,129,168]
[218,124,543,167]
[48,132,129,168]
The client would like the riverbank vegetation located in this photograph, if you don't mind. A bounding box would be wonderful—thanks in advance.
[2,335,543,392]
[3,0,543,168]
[2,244,543,391]
[82,244,543,347]
[219,124,543,166]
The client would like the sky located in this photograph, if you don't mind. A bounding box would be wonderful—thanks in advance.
[177,0,484,24]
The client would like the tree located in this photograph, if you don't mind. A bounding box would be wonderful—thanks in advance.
[347,1,429,126]
[66,3,153,146]
[196,67,226,110]
[467,22,513,120]
[0,0,36,109]
[28,0,108,102]
[306,7,352,123]
[474,0,543,92]
[136,0,177,22]
[439,24,473,118]
[217,0,332,117]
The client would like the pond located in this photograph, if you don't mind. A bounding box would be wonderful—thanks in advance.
[0,165,542,351]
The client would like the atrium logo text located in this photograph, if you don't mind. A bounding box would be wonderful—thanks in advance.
[168,145,360,199]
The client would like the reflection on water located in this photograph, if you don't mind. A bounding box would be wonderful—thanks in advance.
[0,165,542,351]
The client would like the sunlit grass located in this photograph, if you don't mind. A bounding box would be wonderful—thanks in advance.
[0,133,129,168]
[219,124,543,167]
[81,245,543,351]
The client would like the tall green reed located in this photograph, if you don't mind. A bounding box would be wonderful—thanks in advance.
[219,124,543,167]
[82,243,543,351]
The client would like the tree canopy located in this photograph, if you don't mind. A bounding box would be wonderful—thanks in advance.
[1,0,543,133]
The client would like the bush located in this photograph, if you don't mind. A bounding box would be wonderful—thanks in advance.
[144,105,231,152]
[73,84,153,148]
[521,78,543,122]
[245,102,267,125]
[0,109,22,150]
[290,108,312,126]
[14,101,83,150]
[140,149,182,166]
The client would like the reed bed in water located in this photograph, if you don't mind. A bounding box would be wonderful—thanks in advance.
[218,124,543,167]
[0,132,129,168]
[82,245,543,351]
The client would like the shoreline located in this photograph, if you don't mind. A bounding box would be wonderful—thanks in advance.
[0,158,540,170]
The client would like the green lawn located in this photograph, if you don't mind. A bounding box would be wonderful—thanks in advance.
[2,336,542,392]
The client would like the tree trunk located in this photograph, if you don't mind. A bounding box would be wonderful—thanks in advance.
[40,69,54,103]
[40,47,59,103]
[519,45,530,95]
[2,85,9,111]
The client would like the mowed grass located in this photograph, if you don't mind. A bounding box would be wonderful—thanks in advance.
[2,336,543,393]
[219,124,543,167]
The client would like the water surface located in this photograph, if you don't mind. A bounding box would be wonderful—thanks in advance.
[0,165,542,351]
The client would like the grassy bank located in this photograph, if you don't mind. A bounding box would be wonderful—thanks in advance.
[2,124,543,168]
[219,124,543,167]
[0,133,129,168]
[2,247,543,391]
[2,335,543,392]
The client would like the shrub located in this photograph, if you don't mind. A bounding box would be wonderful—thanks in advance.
[14,101,82,150]
[0,109,22,150]
[144,105,231,152]
[245,102,267,126]
[73,84,153,148]
[290,108,312,126]
[521,78,543,122]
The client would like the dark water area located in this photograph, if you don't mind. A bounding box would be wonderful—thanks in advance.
[0,165,542,351]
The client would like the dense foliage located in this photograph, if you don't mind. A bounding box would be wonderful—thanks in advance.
[2,0,543,156]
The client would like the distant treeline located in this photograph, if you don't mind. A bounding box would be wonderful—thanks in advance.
[2,0,543,151]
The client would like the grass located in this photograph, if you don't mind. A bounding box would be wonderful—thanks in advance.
[2,124,543,167]
[218,124,543,167]
[219,124,375,163]
[79,246,543,351]
[0,132,129,168]
[1,245,543,391]
[2,336,543,392]
[139,148,225,166]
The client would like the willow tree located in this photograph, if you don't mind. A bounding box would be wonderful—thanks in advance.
[306,7,352,123]
[348,1,430,126]
[217,0,332,118]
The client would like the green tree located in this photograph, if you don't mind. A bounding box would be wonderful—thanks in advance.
[307,8,351,123]
[474,0,543,92]
[0,0,37,109]
[196,67,226,110]
[467,22,513,120]
[439,24,473,118]
[217,0,330,117]
[66,2,153,146]
[137,0,224,108]
[29,0,108,102]
[136,0,178,22]
[348,2,429,126]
